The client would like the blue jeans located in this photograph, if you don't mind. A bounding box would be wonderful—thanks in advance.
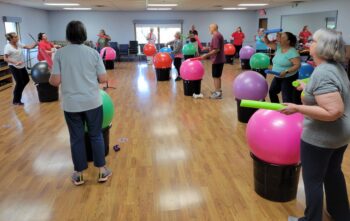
[299,140,350,221]
[64,106,106,172]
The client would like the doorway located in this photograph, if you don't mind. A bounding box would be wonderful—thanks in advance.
[259,18,268,29]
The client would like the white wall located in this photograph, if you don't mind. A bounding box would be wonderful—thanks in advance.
[0,2,49,54]
[48,11,258,45]
[281,11,337,37]
[259,0,350,44]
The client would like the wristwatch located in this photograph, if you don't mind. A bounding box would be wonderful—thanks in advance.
[285,70,289,74]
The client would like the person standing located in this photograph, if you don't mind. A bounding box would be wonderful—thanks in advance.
[146,28,157,64]
[255,28,268,53]
[96,29,111,52]
[49,21,112,186]
[167,32,183,81]
[37,32,60,62]
[231,27,245,58]
[281,29,350,221]
[264,32,301,104]
[201,24,225,99]
[4,32,36,105]
[299,26,312,45]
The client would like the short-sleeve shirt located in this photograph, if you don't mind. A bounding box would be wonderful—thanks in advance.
[52,44,106,112]
[302,62,350,148]
[255,35,268,50]
[272,44,300,78]
[210,32,225,64]
[4,42,25,69]
[38,40,54,61]
[232,32,245,46]
[147,33,157,45]
[97,35,110,48]
[299,31,312,44]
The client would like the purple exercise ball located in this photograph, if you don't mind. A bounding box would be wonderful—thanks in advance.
[239,46,255,59]
[233,71,268,100]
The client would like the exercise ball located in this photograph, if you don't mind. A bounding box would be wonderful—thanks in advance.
[180,60,204,80]
[246,110,303,165]
[100,90,115,129]
[153,52,172,69]
[298,62,314,79]
[182,43,196,56]
[249,53,270,69]
[233,71,268,100]
[159,47,172,53]
[224,44,236,55]
[239,46,255,59]
[143,43,157,56]
[100,47,116,61]
[31,61,50,84]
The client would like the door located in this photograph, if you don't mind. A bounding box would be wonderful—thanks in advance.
[259,18,268,29]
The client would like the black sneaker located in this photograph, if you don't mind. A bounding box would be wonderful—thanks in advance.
[98,167,112,183]
[71,172,85,186]
[175,76,182,81]
[13,102,24,106]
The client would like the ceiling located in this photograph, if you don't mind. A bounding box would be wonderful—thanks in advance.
[0,0,316,11]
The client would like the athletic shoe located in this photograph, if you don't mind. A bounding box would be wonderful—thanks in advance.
[210,91,222,99]
[71,172,84,186]
[13,102,24,106]
[288,216,299,221]
[175,76,182,81]
[98,167,112,183]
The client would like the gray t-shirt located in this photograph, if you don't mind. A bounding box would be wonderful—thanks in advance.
[52,44,106,112]
[302,62,350,148]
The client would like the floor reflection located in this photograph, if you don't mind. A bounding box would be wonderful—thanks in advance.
[152,123,179,136]
[159,188,203,211]
[155,146,188,164]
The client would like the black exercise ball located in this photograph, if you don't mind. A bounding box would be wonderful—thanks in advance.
[31,62,50,84]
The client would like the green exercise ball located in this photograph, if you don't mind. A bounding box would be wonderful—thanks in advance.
[182,43,196,56]
[85,90,114,132]
[249,53,270,69]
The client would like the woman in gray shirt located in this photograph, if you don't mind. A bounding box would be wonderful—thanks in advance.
[282,29,350,221]
[49,21,112,186]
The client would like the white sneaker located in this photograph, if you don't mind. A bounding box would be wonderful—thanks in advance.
[210,91,222,99]
[288,216,299,221]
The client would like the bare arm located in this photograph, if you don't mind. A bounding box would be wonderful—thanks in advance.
[4,54,22,65]
[263,35,277,50]
[280,57,301,78]
[201,49,220,59]
[23,43,37,49]
[49,74,61,87]
[98,73,108,84]
[281,92,344,121]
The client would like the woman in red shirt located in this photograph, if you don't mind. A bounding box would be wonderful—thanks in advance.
[299,26,312,45]
[37,32,60,62]
[231,27,245,58]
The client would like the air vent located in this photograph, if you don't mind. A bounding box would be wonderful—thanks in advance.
[95,5,105,7]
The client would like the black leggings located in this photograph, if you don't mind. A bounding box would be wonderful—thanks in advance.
[234,44,242,58]
[300,140,350,221]
[174,58,182,77]
[9,66,30,103]
[269,74,301,104]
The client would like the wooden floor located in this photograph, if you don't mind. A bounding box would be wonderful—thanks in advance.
[0,60,349,221]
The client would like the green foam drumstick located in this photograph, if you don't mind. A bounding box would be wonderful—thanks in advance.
[292,78,310,87]
[240,100,285,110]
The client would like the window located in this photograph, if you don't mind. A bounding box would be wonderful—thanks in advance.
[134,22,182,45]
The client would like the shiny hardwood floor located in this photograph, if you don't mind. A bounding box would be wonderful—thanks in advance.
[0,60,349,221]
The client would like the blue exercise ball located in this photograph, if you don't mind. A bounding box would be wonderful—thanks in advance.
[298,63,314,79]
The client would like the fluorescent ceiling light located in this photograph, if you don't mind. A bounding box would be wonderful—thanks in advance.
[147,8,172,10]
[238,3,268,6]
[147,4,178,7]
[223,7,247,10]
[63,7,92,10]
[44,3,80,6]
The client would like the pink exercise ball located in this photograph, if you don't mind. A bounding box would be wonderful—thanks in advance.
[180,60,205,80]
[246,110,303,165]
[233,71,268,100]
[100,47,116,60]
[239,46,255,59]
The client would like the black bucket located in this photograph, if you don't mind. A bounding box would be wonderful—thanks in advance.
[104,60,114,70]
[85,124,111,162]
[251,153,301,202]
[36,83,59,102]
[240,58,251,70]
[184,55,195,60]
[155,68,171,81]
[225,55,234,64]
[183,80,201,96]
[236,99,258,123]
[252,69,267,79]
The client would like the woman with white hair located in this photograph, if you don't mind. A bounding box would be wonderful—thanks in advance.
[281,29,350,221]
